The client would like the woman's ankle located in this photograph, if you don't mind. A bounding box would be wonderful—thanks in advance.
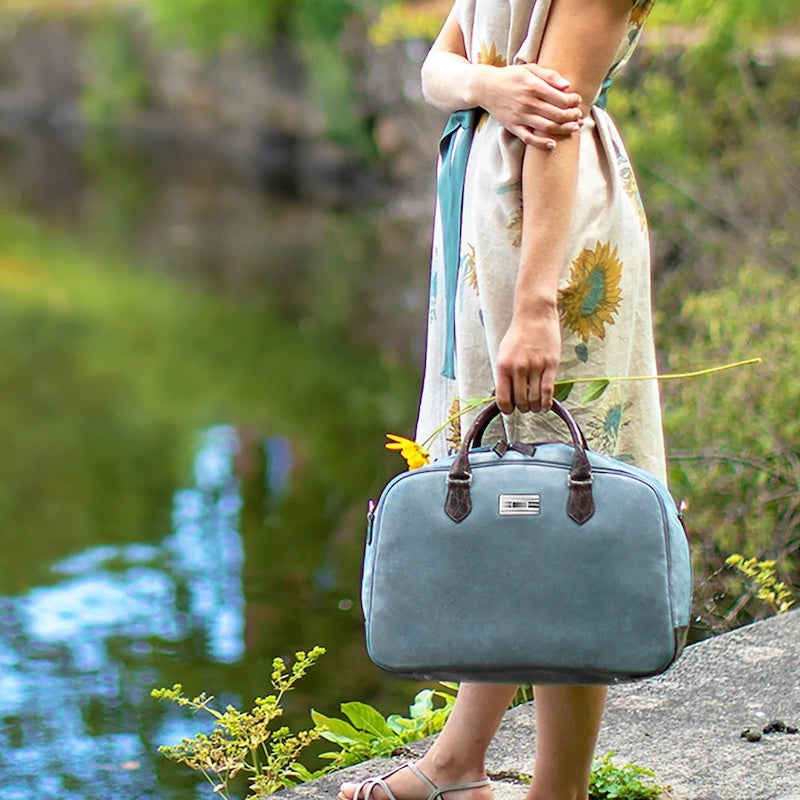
[419,747,488,782]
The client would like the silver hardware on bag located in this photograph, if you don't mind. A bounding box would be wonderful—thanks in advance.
[499,494,541,516]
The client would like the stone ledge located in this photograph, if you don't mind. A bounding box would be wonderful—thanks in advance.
[280,610,800,800]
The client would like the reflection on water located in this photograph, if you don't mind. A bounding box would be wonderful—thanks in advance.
[0,123,429,797]
[2,425,291,798]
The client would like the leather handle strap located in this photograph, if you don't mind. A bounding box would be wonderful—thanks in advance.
[445,400,595,526]
[472,399,588,450]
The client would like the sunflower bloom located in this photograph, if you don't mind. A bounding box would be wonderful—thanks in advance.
[385,434,430,470]
[558,241,624,343]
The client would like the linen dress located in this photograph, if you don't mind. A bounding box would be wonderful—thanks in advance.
[416,0,666,481]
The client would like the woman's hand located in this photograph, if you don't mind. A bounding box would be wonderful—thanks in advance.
[475,63,583,149]
[495,303,561,414]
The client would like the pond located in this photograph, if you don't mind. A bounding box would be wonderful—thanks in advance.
[0,128,436,798]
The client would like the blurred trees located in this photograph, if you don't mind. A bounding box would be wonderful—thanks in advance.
[608,0,800,634]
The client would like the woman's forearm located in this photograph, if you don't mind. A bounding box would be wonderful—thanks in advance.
[514,0,633,314]
[515,135,581,315]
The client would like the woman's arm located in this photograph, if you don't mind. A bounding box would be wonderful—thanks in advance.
[495,0,634,414]
[420,7,584,149]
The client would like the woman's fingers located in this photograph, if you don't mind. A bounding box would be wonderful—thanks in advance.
[522,64,583,108]
[540,361,558,412]
[508,125,556,150]
[496,360,557,414]
[495,373,514,415]
[525,113,582,135]
[527,64,571,91]
[512,367,531,413]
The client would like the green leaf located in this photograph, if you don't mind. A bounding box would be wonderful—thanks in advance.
[340,702,394,738]
[408,689,434,719]
[310,710,368,745]
[386,714,418,733]
[581,380,609,403]
[554,381,574,401]
[292,764,316,781]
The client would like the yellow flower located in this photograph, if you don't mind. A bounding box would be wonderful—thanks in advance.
[558,241,624,344]
[385,434,430,470]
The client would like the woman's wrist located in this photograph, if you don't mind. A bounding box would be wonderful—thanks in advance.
[512,291,559,319]
[465,63,494,109]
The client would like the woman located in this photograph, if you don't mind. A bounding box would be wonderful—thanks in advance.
[341,2,664,799]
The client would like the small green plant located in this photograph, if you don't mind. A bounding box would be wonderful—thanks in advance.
[152,649,458,797]
[312,684,458,768]
[588,752,668,800]
[511,685,534,707]
[152,646,327,799]
[154,655,668,800]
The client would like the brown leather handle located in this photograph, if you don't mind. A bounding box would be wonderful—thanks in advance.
[444,400,595,526]
[472,399,588,450]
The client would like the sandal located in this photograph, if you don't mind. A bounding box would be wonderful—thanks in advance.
[338,762,491,800]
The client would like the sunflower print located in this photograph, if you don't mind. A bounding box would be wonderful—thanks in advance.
[478,41,507,67]
[586,400,632,456]
[476,41,507,131]
[507,205,523,247]
[446,397,462,454]
[558,241,624,344]
[629,0,655,29]
[461,243,479,295]
[612,141,646,230]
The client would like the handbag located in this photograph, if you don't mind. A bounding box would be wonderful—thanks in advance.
[361,400,692,684]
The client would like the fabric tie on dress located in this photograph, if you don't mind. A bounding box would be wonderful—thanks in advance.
[437,108,478,380]
[595,76,613,110]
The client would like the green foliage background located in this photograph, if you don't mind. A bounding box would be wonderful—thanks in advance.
[612,0,800,631]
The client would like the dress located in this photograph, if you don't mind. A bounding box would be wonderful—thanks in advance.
[416,0,666,481]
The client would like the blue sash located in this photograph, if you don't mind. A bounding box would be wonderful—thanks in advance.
[437,108,479,380]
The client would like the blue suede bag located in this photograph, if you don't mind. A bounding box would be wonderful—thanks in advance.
[362,400,692,684]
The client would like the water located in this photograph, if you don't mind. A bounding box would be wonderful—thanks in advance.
[0,128,434,798]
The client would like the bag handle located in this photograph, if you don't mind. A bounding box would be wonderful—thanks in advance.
[471,399,588,450]
[444,400,595,526]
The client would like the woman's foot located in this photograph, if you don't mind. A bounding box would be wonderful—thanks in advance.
[338,761,493,800]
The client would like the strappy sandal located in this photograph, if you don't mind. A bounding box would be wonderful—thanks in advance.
[337,762,491,800]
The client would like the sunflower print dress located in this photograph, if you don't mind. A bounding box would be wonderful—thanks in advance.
[415,0,666,481]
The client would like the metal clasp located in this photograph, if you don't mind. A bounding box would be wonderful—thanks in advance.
[499,494,541,516]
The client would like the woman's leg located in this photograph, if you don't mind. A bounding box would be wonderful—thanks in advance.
[339,683,517,800]
[526,686,607,800]
[340,683,606,800]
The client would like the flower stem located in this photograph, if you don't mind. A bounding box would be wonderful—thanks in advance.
[583,357,761,385]
[419,395,494,449]
[415,358,759,451]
